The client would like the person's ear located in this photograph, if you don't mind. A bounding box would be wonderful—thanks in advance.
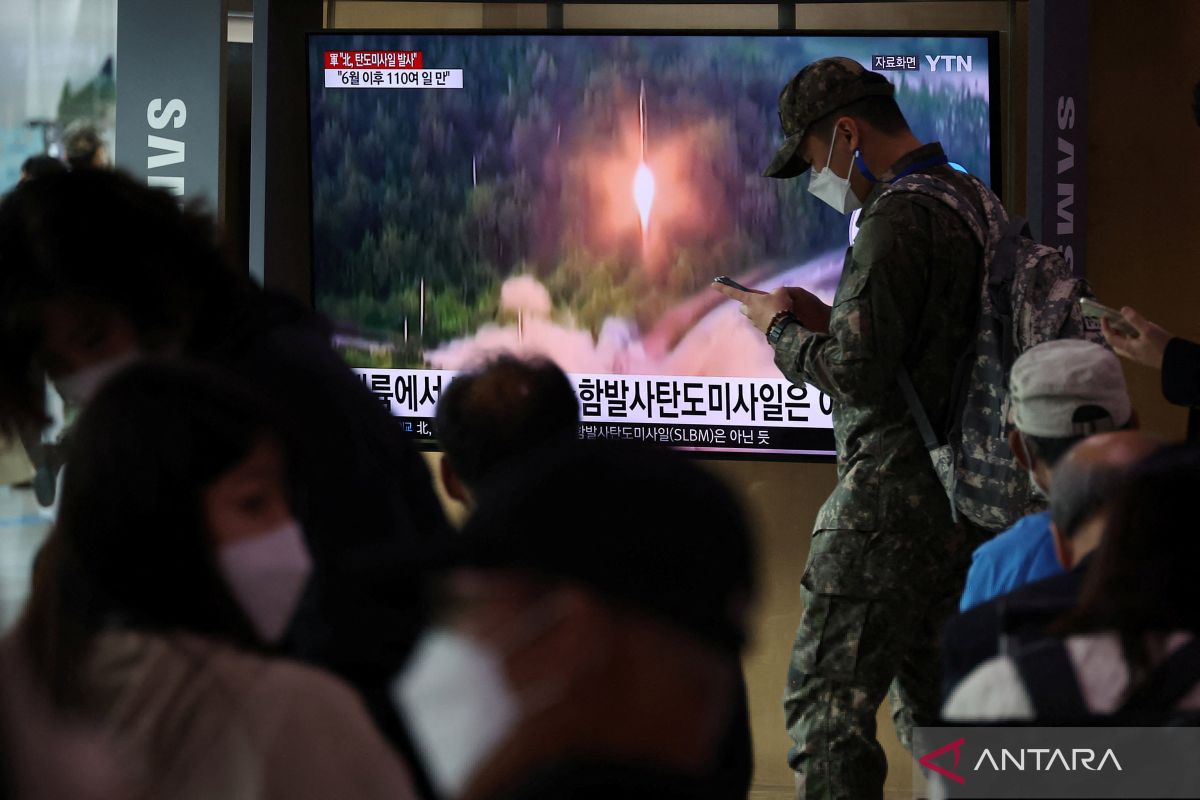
[1009,429,1032,471]
[836,116,860,151]
[1050,522,1073,570]
[439,456,472,507]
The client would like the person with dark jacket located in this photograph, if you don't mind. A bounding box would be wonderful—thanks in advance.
[432,355,755,798]
[394,440,756,800]
[0,169,449,794]
[1102,308,1200,438]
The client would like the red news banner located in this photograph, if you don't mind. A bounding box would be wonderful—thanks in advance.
[323,51,464,89]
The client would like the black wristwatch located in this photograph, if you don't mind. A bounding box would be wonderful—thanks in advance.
[766,310,798,345]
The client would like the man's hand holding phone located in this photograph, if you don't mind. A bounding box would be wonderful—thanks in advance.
[782,286,832,334]
[712,276,831,335]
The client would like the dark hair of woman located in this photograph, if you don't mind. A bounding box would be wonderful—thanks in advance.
[1053,444,1200,694]
[0,168,276,435]
[20,361,282,706]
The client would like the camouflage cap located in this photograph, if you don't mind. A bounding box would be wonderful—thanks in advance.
[763,57,896,179]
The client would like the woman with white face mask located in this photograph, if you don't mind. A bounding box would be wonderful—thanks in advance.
[0,172,450,797]
[14,362,416,800]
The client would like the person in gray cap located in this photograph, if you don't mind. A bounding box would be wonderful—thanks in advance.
[958,340,1137,612]
[714,57,994,799]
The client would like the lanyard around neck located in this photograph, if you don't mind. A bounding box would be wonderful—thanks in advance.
[856,151,950,184]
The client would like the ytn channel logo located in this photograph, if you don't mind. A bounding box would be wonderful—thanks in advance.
[871,55,974,72]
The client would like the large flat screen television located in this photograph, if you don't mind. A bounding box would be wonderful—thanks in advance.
[307,30,999,459]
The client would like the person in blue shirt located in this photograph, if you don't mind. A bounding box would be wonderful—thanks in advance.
[958,339,1136,612]
[942,429,1164,696]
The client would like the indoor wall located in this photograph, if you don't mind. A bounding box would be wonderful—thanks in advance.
[1086,0,1200,442]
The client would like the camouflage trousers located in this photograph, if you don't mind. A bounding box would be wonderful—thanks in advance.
[784,521,986,800]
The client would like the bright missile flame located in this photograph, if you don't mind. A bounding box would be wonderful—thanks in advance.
[633,161,655,235]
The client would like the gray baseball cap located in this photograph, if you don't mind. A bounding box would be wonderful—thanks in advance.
[1009,340,1132,438]
[763,57,896,179]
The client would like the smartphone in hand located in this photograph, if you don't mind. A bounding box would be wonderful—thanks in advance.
[713,276,767,294]
[1079,298,1140,339]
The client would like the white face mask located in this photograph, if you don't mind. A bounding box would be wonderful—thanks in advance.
[808,133,862,215]
[217,519,312,644]
[52,349,141,408]
[394,628,519,799]
[1028,469,1049,500]
[395,597,571,798]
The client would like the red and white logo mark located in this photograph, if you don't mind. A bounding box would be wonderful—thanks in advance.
[920,737,967,785]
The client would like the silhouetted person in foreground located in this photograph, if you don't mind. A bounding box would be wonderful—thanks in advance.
[433,356,755,796]
[435,354,579,510]
[18,155,66,184]
[18,363,416,799]
[395,440,756,800]
[0,169,448,794]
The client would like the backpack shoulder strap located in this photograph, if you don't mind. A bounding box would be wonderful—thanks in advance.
[887,173,996,449]
[1118,637,1200,714]
[896,366,939,451]
[989,218,1028,288]
[1012,638,1090,720]
[879,173,993,248]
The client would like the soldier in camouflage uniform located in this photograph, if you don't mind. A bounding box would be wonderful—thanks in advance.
[715,58,991,799]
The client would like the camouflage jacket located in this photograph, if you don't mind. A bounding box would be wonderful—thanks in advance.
[774,143,983,539]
